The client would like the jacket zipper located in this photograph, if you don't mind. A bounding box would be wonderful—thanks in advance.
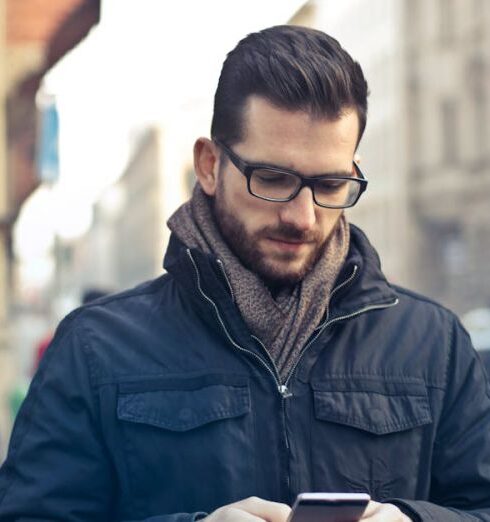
[187,250,398,501]
[283,263,400,388]
[284,294,400,389]
[188,249,290,497]
[216,259,235,303]
[189,252,398,394]
[248,333,292,495]
[283,264,359,387]
[216,256,283,389]
[187,250,282,391]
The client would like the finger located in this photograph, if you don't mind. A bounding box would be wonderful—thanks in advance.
[223,507,270,521]
[231,496,292,522]
[207,505,269,522]
[361,502,407,521]
[360,501,382,519]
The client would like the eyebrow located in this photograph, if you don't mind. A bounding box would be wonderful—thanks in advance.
[250,159,355,179]
[219,140,357,179]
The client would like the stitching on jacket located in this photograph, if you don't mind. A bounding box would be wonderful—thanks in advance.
[317,411,432,434]
[119,406,249,430]
[94,371,250,388]
[76,325,114,450]
[0,318,78,507]
[392,285,454,314]
[442,317,453,393]
[117,388,250,430]
[313,387,427,397]
[316,373,445,389]
[320,374,424,382]
[82,274,171,310]
[77,322,135,517]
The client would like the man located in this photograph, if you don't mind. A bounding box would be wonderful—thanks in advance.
[1,25,490,522]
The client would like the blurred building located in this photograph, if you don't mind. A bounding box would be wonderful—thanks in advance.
[293,0,415,287]
[3,0,100,300]
[404,0,490,314]
[2,0,100,319]
[0,0,100,455]
[56,128,167,296]
[296,0,490,316]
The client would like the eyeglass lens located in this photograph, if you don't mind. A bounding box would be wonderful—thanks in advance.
[249,169,361,208]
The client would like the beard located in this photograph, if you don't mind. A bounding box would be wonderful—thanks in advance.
[212,184,331,288]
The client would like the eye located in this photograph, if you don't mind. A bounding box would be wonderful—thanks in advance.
[315,179,348,193]
[253,169,295,185]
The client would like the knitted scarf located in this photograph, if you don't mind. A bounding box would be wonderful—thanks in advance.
[167,185,350,380]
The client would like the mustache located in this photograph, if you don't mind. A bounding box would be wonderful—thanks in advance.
[260,224,320,243]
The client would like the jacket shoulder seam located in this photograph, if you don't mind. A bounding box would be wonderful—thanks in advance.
[392,285,454,392]
[75,320,136,509]
[81,274,172,310]
[391,285,453,313]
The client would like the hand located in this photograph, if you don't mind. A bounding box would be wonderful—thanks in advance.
[361,501,412,521]
[202,496,291,522]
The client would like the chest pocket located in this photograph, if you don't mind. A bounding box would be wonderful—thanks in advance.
[309,377,432,499]
[117,373,250,431]
[115,372,256,513]
[312,378,432,435]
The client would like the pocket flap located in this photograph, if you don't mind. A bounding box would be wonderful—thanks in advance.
[312,378,432,435]
[117,374,250,432]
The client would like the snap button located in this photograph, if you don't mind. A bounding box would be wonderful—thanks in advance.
[178,408,193,422]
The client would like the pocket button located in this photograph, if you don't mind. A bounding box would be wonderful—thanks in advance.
[178,408,193,422]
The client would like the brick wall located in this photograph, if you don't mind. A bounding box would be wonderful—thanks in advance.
[7,0,83,45]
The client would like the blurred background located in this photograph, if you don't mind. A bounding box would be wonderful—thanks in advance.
[0,0,489,458]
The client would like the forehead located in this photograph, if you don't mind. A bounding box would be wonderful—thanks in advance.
[236,96,360,171]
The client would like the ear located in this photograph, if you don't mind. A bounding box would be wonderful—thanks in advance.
[194,137,220,196]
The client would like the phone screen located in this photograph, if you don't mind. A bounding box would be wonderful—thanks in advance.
[288,493,370,522]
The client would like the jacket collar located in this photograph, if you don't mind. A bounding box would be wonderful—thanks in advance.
[163,224,398,320]
[163,233,236,307]
[328,225,398,319]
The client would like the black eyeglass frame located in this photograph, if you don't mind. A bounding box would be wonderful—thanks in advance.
[214,138,368,209]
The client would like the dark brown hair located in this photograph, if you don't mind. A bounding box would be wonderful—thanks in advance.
[211,25,369,146]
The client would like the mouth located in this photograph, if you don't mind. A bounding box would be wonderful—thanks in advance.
[266,237,312,253]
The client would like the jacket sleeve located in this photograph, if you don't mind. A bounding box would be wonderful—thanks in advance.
[0,314,207,522]
[390,316,490,521]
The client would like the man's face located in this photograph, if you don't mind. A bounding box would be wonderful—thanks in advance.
[212,96,360,287]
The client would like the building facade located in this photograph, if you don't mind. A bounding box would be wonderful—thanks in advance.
[404,0,490,314]
[297,0,490,315]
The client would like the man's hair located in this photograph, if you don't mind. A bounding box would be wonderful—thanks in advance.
[211,25,369,146]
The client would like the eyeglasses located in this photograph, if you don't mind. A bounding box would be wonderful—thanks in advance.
[214,139,368,209]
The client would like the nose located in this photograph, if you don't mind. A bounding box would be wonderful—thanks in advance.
[278,187,316,231]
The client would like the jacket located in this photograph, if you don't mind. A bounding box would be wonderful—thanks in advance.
[1,225,490,521]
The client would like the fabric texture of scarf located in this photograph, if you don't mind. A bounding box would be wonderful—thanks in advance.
[167,184,350,381]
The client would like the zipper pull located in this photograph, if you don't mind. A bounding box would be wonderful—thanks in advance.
[279,384,293,398]
[216,259,235,302]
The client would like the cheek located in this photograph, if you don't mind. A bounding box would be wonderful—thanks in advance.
[317,209,343,236]
[220,173,284,233]
[233,188,276,229]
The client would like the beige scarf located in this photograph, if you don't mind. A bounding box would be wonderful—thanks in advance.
[167,185,350,381]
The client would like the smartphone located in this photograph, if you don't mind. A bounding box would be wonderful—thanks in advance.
[287,492,370,522]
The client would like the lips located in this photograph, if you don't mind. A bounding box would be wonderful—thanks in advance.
[267,237,312,252]
[268,235,314,245]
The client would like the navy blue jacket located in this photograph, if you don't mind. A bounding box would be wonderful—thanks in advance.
[1,225,490,521]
